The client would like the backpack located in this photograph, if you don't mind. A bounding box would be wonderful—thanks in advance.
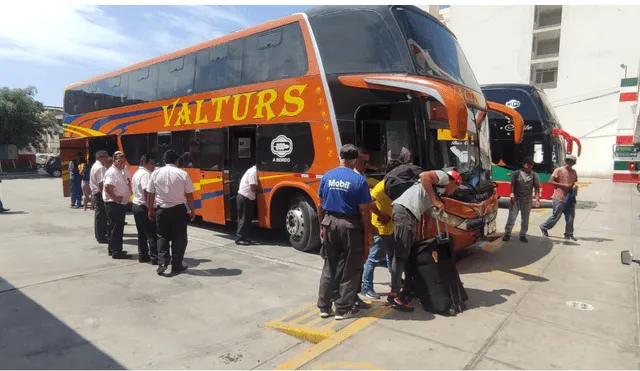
[383,164,423,200]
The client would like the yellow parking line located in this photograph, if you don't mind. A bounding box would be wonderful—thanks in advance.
[275,305,392,370]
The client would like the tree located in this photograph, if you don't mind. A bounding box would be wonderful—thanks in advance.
[0,86,59,151]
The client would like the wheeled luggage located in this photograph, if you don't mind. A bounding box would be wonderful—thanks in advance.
[407,209,468,316]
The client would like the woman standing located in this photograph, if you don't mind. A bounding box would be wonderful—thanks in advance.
[79,157,93,210]
[69,152,84,208]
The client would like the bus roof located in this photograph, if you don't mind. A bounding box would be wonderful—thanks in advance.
[65,5,452,91]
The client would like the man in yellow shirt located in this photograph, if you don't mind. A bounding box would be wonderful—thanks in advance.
[360,179,393,299]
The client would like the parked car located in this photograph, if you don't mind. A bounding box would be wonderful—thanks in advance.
[45,155,61,177]
[36,153,57,168]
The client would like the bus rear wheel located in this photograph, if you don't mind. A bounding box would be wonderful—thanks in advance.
[286,194,320,253]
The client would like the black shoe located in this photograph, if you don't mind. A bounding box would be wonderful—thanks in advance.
[171,264,189,275]
[138,256,151,263]
[440,305,457,317]
[0,208,9,213]
[540,226,549,237]
[520,236,528,243]
[319,307,333,318]
[109,249,127,256]
[150,259,159,266]
[112,252,132,260]
[235,239,250,246]
[565,235,577,241]
[97,239,108,244]
[502,234,511,241]
[354,297,371,310]
[455,302,467,313]
[335,307,360,320]
[156,264,168,275]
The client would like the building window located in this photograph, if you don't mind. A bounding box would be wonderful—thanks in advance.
[530,61,559,89]
[534,5,562,29]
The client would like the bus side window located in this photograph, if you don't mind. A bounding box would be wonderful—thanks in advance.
[127,66,158,105]
[157,54,196,101]
[200,129,225,171]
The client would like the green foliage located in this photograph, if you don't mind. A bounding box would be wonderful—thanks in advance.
[0,86,59,151]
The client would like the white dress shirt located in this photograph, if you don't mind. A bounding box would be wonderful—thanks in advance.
[238,166,258,200]
[89,162,106,195]
[103,166,131,205]
[132,167,151,206]
[146,164,195,208]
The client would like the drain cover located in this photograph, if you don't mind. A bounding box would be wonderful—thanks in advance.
[566,301,594,311]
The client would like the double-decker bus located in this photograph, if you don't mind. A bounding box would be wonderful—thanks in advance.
[482,84,581,200]
[61,5,523,253]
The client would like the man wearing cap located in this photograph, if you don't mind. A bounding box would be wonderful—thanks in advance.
[147,150,196,276]
[388,168,462,311]
[317,144,373,320]
[540,154,579,241]
[503,156,541,243]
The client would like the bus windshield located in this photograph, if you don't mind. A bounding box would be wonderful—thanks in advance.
[393,7,482,93]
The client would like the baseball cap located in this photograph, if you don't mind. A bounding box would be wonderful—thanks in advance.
[566,154,577,163]
[339,144,359,160]
[445,169,463,185]
[523,156,534,165]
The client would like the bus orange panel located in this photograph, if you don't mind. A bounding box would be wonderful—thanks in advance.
[199,170,226,225]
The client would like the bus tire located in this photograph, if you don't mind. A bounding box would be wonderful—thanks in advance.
[286,194,320,253]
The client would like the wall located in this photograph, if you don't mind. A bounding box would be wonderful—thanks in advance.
[445,5,640,178]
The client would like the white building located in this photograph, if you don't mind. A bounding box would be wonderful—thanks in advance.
[424,5,640,178]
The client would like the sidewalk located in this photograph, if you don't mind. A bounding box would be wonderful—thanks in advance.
[270,178,640,370]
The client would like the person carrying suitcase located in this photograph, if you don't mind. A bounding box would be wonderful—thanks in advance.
[388,168,462,312]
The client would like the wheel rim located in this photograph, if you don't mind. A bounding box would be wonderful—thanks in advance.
[286,206,305,242]
[54,170,61,177]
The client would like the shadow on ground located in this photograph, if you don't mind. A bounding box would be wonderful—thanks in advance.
[0,276,124,369]
[457,236,553,282]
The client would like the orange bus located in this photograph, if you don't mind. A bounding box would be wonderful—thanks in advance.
[60,5,523,253]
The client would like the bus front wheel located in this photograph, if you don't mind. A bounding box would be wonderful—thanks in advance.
[286,194,320,253]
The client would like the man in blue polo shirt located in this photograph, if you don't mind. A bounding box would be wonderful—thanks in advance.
[317,144,373,321]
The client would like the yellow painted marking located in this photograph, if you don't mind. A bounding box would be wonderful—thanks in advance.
[63,123,105,137]
[259,174,293,181]
[311,362,383,370]
[275,305,392,370]
[62,127,87,138]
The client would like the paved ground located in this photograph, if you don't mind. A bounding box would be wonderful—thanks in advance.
[0,177,639,369]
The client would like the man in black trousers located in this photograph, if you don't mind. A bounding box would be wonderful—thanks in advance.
[103,152,132,259]
[90,150,109,244]
[131,154,158,264]
[147,150,196,276]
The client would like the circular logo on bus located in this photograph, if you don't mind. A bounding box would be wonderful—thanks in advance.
[271,135,293,158]
[505,99,521,109]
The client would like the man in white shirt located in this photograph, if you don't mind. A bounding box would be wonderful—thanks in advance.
[103,152,132,259]
[114,151,132,226]
[132,154,157,264]
[147,150,196,276]
[236,165,258,245]
[90,150,109,243]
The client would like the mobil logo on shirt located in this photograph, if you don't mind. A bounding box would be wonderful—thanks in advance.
[327,179,351,192]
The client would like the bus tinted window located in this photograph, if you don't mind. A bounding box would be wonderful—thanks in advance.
[242,22,308,85]
[537,89,560,125]
[309,10,404,75]
[394,7,481,93]
[121,133,149,166]
[157,54,196,100]
[195,41,243,93]
[258,122,314,173]
[199,129,225,171]
[128,66,159,105]
[483,89,541,122]
[95,74,129,110]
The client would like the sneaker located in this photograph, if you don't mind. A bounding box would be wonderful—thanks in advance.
[387,293,414,312]
[361,290,381,300]
[520,236,528,243]
[502,234,511,242]
[540,226,549,237]
[319,308,333,318]
[354,297,371,309]
[565,235,577,241]
[335,308,359,321]
[156,264,168,275]
[235,239,250,246]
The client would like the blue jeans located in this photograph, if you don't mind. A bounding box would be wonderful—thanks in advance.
[541,199,575,237]
[362,235,394,292]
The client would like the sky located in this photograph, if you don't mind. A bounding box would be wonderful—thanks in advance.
[0,5,313,107]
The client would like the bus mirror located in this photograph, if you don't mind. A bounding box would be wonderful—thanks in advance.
[486,101,524,144]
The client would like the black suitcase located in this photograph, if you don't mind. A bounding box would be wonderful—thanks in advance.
[408,210,468,316]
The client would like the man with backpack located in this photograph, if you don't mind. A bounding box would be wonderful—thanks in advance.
[386,167,462,311]
[503,156,541,243]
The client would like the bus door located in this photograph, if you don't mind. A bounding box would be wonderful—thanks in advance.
[87,136,119,163]
[226,126,257,222]
[198,128,227,225]
[60,138,89,197]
